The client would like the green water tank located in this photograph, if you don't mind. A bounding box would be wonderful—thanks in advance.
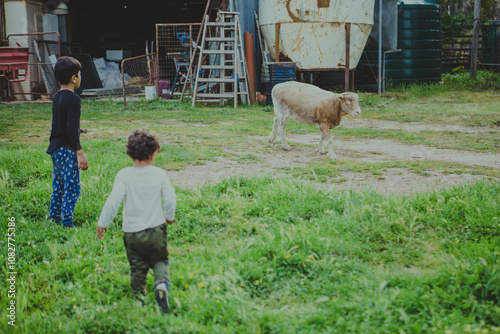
[385,0,442,84]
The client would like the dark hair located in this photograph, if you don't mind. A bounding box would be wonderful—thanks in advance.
[54,56,81,85]
[126,130,160,161]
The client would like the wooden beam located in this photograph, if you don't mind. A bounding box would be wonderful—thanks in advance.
[350,70,355,92]
[275,23,281,62]
[345,23,351,92]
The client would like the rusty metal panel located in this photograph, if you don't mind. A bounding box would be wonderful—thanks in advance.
[122,53,158,110]
[6,32,61,99]
[258,0,375,70]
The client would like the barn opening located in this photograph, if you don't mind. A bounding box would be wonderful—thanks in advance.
[0,0,227,100]
[47,0,213,58]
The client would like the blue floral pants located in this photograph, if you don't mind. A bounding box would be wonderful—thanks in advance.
[49,147,80,227]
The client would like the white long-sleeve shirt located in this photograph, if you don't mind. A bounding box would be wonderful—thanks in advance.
[97,165,177,233]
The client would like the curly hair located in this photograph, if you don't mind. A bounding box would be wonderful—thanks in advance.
[126,130,160,161]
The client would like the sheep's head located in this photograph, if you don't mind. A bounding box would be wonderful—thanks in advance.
[338,92,361,117]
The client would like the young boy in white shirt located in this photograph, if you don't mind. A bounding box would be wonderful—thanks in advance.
[97,130,177,314]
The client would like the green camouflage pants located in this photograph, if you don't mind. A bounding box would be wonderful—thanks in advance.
[123,223,170,296]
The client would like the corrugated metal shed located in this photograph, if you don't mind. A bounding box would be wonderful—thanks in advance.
[235,0,261,90]
[235,0,258,37]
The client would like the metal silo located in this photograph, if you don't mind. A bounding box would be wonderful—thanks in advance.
[258,0,376,70]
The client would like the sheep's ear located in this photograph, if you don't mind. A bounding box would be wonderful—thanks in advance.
[338,95,344,101]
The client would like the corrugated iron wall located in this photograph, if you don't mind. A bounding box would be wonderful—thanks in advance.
[235,0,261,92]
[235,0,257,37]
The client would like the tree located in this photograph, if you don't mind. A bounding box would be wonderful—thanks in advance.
[437,0,500,20]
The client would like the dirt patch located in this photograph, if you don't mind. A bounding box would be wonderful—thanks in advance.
[169,148,314,189]
[169,132,498,195]
[325,168,488,196]
[286,134,500,168]
[340,118,499,134]
[168,118,499,195]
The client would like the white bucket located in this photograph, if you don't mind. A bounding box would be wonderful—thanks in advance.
[145,86,157,100]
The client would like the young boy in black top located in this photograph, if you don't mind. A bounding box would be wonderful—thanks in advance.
[46,56,88,228]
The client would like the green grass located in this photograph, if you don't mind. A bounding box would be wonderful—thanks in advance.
[2,88,499,158]
[362,96,500,128]
[282,160,500,183]
[0,82,500,333]
[0,169,499,333]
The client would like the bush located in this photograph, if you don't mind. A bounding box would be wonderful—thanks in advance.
[442,71,500,91]
[387,70,500,96]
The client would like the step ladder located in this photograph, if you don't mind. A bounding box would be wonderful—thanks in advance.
[191,11,251,108]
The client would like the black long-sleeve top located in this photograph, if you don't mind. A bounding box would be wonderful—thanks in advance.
[46,90,82,154]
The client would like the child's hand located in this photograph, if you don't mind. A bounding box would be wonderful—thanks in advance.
[166,218,176,225]
[77,149,89,170]
[97,226,108,239]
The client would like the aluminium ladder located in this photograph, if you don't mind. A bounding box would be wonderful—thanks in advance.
[191,11,251,107]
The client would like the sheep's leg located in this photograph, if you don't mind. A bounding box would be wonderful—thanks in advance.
[319,125,336,159]
[327,136,337,160]
[318,125,326,154]
[278,115,291,150]
[269,116,279,143]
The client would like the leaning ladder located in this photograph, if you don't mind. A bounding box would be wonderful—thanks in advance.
[191,11,250,107]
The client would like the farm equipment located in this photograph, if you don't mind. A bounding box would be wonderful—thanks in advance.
[0,47,29,82]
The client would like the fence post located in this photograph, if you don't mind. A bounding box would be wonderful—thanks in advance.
[470,0,481,79]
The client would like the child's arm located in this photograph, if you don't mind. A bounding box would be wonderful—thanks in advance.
[162,174,177,224]
[97,173,126,239]
[67,96,88,170]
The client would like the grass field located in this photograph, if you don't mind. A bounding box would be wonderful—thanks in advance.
[1,75,500,333]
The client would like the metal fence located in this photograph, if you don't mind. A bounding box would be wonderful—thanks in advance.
[156,23,201,98]
[442,23,500,72]
[4,31,61,100]
[121,53,158,110]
